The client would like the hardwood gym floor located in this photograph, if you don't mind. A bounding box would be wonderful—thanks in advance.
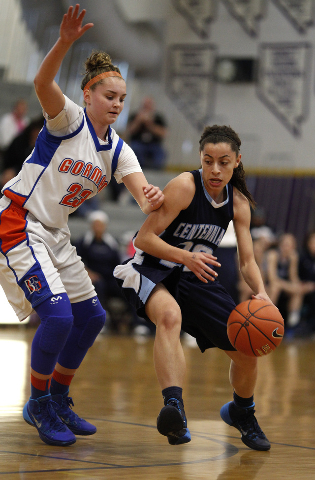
[0,327,314,479]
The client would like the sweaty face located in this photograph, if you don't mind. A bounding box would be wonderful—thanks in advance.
[84,76,126,126]
[200,142,240,202]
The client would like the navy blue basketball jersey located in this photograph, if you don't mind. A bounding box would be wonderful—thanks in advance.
[114,169,236,334]
[138,169,234,271]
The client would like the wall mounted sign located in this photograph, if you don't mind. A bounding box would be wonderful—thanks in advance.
[272,0,315,33]
[222,0,267,37]
[172,0,217,38]
[257,42,312,136]
[166,43,217,130]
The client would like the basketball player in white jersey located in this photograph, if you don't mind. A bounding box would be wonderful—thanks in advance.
[0,4,164,446]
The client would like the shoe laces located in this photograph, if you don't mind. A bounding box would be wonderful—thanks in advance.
[238,409,264,438]
[41,400,68,433]
[166,398,182,411]
[59,396,82,424]
[65,396,74,410]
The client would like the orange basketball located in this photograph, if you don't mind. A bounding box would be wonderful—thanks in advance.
[227,299,284,357]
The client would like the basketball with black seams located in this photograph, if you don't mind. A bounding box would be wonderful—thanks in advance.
[227,299,284,357]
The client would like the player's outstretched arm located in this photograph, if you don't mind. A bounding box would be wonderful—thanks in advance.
[134,173,221,283]
[34,4,94,118]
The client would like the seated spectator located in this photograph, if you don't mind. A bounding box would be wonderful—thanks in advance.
[250,206,275,245]
[0,117,44,189]
[299,231,315,331]
[239,207,275,303]
[0,99,29,152]
[126,96,167,170]
[238,237,269,303]
[74,210,134,333]
[265,233,315,330]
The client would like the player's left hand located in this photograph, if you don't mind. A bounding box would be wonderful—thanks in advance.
[143,185,164,210]
[60,4,94,45]
[252,292,276,307]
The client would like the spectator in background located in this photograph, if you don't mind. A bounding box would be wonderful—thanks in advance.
[239,206,275,303]
[0,99,29,152]
[250,206,275,246]
[75,210,134,333]
[238,237,269,303]
[265,233,315,330]
[0,117,44,189]
[299,231,315,332]
[126,96,167,170]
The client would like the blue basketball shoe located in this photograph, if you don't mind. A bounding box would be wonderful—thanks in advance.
[51,391,97,436]
[220,401,270,451]
[23,394,76,446]
[157,398,191,445]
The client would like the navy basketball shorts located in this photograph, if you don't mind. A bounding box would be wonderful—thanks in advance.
[114,259,236,352]
[175,273,236,352]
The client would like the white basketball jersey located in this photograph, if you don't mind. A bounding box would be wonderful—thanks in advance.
[1,95,141,228]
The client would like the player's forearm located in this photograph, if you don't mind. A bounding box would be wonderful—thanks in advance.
[134,232,187,265]
[34,38,72,91]
[240,261,266,296]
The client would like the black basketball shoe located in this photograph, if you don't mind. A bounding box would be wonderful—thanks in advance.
[157,398,191,445]
[220,401,270,451]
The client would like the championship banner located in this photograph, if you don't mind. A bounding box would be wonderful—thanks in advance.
[222,0,267,37]
[166,44,217,130]
[257,42,312,136]
[272,0,315,33]
[172,0,217,38]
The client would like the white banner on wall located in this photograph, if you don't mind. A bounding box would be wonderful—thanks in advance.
[222,0,267,37]
[257,42,312,136]
[272,0,315,33]
[166,44,217,130]
[171,0,217,38]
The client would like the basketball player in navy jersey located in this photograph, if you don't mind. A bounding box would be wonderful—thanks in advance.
[114,125,273,451]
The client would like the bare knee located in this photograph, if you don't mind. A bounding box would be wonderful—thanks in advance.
[156,306,182,333]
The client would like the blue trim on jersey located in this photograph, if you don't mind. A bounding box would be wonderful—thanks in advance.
[26,118,85,168]
[43,117,85,143]
[2,185,28,204]
[23,167,47,206]
[112,137,123,175]
[139,275,156,304]
[199,169,229,208]
[84,109,113,152]
[25,126,63,167]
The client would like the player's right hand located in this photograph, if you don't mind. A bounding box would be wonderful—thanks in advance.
[186,252,221,283]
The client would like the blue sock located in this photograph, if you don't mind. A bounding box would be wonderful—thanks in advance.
[50,376,70,396]
[30,293,73,399]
